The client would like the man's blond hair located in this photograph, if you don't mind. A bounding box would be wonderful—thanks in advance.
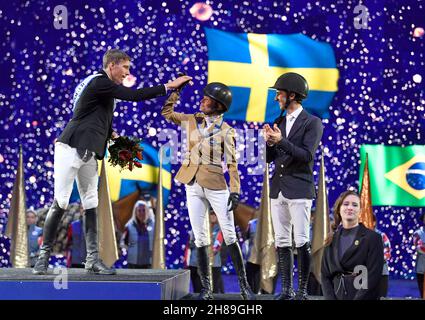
[102,49,131,69]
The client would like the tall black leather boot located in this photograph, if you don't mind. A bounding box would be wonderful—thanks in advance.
[227,242,256,300]
[294,242,311,300]
[83,208,116,275]
[32,200,65,275]
[197,245,213,300]
[275,246,295,300]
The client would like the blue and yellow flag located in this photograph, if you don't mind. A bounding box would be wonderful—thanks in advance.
[70,143,171,203]
[205,28,339,122]
[360,145,425,207]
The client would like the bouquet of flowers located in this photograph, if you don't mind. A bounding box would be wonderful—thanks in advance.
[108,135,143,171]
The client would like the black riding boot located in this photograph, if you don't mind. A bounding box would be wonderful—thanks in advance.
[32,200,65,275]
[83,208,116,275]
[275,246,295,300]
[197,245,213,300]
[294,242,311,300]
[227,242,256,300]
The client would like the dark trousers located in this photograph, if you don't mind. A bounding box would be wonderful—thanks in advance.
[307,272,322,296]
[379,275,389,298]
[417,273,424,298]
[246,262,261,294]
[189,266,224,293]
[128,263,151,269]
[246,262,277,294]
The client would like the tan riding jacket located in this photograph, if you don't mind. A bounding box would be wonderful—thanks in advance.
[161,92,240,194]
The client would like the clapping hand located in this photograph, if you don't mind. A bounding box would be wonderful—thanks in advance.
[262,123,282,145]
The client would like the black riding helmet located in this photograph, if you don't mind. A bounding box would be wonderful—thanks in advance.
[203,82,232,113]
[270,72,309,99]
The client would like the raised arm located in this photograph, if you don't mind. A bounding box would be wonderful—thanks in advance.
[161,91,191,126]
[95,75,192,102]
[95,76,166,101]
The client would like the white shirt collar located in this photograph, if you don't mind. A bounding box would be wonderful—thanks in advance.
[287,106,303,121]
[205,115,221,127]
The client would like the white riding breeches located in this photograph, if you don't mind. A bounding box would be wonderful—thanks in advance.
[53,142,98,210]
[185,181,236,247]
[271,192,312,248]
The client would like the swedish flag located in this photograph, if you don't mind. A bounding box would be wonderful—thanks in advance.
[205,28,339,122]
[70,143,171,203]
[360,145,425,207]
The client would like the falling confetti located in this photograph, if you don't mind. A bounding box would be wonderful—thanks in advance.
[413,27,424,38]
[0,1,423,281]
[189,2,213,21]
[413,74,422,84]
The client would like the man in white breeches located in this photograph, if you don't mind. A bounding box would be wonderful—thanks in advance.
[264,72,323,300]
[33,49,190,275]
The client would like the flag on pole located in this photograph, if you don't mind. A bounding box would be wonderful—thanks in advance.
[359,153,375,229]
[104,143,172,202]
[72,143,172,204]
[5,145,29,268]
[152,147,166,269]
[98,159,119,267]
[359,145,425,206]
[311,151,330,284]
[248,165,277,293]
[205,27,339,122]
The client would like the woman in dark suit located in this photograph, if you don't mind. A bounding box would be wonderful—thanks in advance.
[321,190,384,300]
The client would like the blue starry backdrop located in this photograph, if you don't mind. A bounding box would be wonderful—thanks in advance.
[0,0,424,279]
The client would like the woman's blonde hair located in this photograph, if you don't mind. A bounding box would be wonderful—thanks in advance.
[132,200,155,223]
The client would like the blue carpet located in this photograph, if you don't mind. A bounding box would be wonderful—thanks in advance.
[191,274,423,299]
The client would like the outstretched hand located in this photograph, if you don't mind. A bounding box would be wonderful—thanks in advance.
[166,75,193,90]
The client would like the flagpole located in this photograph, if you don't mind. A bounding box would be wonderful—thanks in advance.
[248,163,277,293]
[359,153,375,229]
[311,149,330,285]
[152,146,166,269]
[98,159,119,267]
[5,145,29,268]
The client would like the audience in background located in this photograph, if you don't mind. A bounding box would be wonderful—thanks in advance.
[413,212,425,298]
[26,209,43,267]
[120,200,155,269]
[372,214,392,298]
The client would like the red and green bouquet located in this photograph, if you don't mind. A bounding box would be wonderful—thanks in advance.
[108,136,143,171]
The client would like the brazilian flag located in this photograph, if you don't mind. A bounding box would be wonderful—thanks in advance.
[205,28,339,122]
[360,145,425,207]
